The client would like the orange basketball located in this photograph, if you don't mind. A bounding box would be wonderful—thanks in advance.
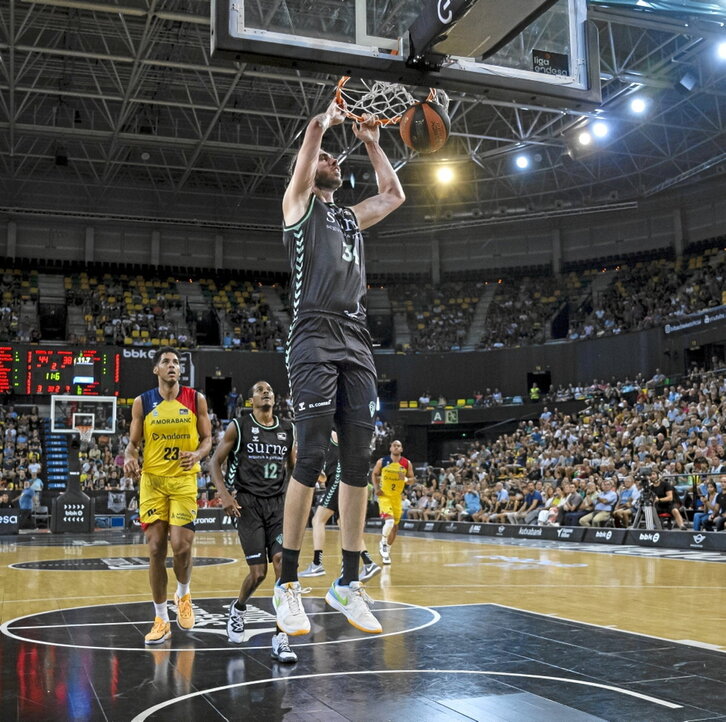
[399,101,450,154]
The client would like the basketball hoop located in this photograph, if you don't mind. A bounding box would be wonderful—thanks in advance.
[335,77,416,126]
[75,424,94,444]
[335,77,450,126]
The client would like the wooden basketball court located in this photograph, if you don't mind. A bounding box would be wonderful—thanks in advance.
[1,527,723,720]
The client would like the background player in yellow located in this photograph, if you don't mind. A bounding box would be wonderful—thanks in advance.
[372,439,415,565]
[124,346,212,645]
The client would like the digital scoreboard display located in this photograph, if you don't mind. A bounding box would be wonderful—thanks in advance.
[0,345,120,396]
[0,346,22,394]
[25,348,120,395]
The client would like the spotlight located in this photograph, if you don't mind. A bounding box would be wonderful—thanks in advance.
[436,166,454,183]
[718,41,726,60]
[515,155,530,169]
[592,121,609,138]
[577,132,592,147]
[630,97,647,114]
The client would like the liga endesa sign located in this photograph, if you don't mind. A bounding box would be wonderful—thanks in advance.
[0,511,20,534]
[664,305,726,335]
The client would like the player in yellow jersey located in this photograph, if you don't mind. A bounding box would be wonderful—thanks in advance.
[371,439,415,565]
[124,347,212,645]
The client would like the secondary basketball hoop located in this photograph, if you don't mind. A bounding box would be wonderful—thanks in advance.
[73,415,95,445]
[335,77,450,126]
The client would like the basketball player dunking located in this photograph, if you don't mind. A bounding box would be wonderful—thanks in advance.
[274,100,405,635]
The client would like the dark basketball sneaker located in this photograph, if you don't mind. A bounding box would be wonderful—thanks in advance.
[360,561,382,582]
[299,562,325,577]
[271,633,298,663]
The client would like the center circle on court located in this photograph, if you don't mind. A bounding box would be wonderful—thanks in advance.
[1,597,440,652]
[9,556,237,571]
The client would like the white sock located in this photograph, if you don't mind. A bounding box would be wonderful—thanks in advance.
[154,601,169,621]
[176,581,190,598]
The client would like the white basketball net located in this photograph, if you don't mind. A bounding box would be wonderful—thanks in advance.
[336,78,417,125]
[75,424,94,444]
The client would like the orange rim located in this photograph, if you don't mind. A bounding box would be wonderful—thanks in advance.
[335,76,401,126]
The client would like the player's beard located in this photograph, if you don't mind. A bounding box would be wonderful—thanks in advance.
[315,170,342,191]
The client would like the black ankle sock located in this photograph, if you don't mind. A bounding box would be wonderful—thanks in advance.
[280,547,300,584]
[340,549,360,586]
[313,549,323,566]
[234,601,246,611]
[360,550,373,565]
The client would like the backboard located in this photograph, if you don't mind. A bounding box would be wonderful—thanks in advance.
[211,0,600,109]
[50,395,118,436]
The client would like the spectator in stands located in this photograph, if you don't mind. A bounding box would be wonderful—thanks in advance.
[407,489,430,520]
[458,484,482,521]
[612,476,640,528]
[579,479,617,527]
[507,480,542,524]
[424,491,444,521]
[559,481,585,526]
[711,483,726,531]
[692,480,719,531]
[537,484,562,525]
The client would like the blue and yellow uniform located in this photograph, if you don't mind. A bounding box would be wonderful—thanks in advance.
[377,455,411,524]
[139,386,200,528]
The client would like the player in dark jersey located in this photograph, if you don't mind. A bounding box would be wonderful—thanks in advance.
[276,100,405,636]
[299,431,381,581]
[210,380,298,663]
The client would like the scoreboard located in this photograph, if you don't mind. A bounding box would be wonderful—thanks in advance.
[0,345,120,396]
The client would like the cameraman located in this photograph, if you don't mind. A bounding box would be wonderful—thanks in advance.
[648,470,687,530]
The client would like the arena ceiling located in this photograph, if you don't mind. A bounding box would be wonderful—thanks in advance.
[0,0,724,236]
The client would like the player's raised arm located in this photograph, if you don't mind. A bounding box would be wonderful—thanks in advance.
[210,422,241,517]
[123,396,144,480]
[283,101,345,226]
[349,115,405,230]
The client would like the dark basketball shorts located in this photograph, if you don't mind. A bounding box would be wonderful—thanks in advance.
[287,315,377,429]
[235,491,284,564]
[319,472,340,514]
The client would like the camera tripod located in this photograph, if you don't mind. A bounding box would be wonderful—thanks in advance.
[632,499,662,530]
